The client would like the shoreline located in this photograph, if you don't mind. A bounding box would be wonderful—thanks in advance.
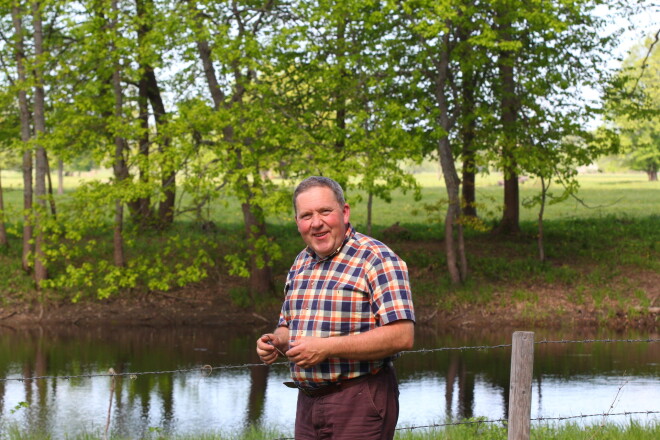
[1,295,656,332]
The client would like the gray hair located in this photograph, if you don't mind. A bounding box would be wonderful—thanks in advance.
[293,176,346,214]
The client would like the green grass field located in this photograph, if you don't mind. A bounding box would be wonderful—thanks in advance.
[1,169,658,309]
[2,421,658,440]
[2,169,659,226]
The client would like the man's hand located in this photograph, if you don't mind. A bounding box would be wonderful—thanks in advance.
[256,331,288,365]
[286,337,328,369]
[286,320,414,368]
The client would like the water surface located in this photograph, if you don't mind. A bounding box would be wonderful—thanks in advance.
[0,325,657,438]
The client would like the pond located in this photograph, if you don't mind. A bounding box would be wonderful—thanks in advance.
[0,325,657,438]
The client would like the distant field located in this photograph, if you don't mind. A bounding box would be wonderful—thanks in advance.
[356,171,660,226]
[1,170,658,227]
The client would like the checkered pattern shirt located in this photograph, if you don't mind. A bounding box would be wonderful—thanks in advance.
[278,224,415,389]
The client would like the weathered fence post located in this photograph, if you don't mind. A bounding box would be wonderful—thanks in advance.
[507,331,534,440]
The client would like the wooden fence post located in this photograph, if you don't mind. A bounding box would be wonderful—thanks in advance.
[507,331,534,440]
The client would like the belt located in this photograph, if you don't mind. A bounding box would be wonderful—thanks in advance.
[284,365,388,398]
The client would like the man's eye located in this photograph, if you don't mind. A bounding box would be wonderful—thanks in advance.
[301,214,311,220]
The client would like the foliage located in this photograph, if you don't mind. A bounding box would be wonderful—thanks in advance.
[604,34,660,180]
[0,0,655,298]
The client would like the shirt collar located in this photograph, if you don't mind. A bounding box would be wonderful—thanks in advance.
[306,223,354,262]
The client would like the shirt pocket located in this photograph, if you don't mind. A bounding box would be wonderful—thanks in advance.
[315,282,372,337]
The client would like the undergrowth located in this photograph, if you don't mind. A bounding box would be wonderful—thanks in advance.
[1,421,658,440]
[0,215,657,316]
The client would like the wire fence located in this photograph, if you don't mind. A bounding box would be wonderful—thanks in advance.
[269,411,660,440]
[1,337,657,383]
[397,411,660,430]
[1,337,658,438]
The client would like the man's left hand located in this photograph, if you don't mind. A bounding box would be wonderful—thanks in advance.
[286,337,328,369]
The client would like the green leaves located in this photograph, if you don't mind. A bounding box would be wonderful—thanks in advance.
[605,35,660,180]
[0,0,651,297]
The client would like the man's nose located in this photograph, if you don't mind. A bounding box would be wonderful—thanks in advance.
[310,213,323,227]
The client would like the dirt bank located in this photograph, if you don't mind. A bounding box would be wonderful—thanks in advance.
[1,283,656,332]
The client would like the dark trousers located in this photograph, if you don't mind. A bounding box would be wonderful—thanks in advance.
[294,366,399,440]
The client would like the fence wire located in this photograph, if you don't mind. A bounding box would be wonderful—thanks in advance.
[1,338,657,383]
[1,337,658,439]
[270,411,660,439]
[396,410,660,431]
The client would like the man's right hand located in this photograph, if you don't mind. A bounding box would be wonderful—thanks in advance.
[256,333,284,365]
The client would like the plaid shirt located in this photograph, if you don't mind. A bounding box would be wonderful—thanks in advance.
[278,224,415,389]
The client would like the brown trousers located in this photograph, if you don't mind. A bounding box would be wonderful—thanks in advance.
[294,365,399,440]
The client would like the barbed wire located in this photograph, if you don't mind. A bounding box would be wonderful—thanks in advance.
[401,338,659,355]
[536,338,660,345]
[270,411,660,439]
[1,338,657,383]
[395,410,660,432]
[0,362,279,383]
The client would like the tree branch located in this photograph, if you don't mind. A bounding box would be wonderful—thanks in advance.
[631,28,660,94]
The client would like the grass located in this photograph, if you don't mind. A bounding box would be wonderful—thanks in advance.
[0,171,658,320]
[1,421,658,440]
[2,170,659,226]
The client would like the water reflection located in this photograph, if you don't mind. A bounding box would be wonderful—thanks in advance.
[0,325,657,437]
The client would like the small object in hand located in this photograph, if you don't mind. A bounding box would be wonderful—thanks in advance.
[265,336,287,357]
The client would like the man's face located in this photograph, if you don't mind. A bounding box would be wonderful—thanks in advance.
[294,186,350,258]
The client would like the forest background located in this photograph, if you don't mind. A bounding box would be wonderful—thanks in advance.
[0,0,658,329]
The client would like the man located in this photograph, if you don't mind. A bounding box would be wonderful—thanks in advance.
[256,176,415,440]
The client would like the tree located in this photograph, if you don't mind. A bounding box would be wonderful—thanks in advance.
[0,81,21,248]
[397,0,478,284]
[31,0,51,285]
[175,0,302,296]
[607,33,660,181]
[279,0,426,234]
[110,0,128,267]
[8,1,34,273]
[486,0,625,234]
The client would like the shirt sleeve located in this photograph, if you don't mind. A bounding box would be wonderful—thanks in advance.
[277,280,291,328]
[366,251,415,325]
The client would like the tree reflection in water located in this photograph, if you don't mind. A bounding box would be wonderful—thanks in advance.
[0,326,657,437]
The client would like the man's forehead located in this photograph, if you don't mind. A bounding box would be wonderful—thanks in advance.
[296,188,342,210]
[298,187,336,201]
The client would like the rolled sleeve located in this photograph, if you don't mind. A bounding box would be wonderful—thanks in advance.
[368,254,415,325]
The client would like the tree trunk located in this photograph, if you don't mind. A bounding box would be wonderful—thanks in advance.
[366,191,373,236]
[648,170,658,181]
[134,0,172,227]
[499,168,520,234]
[461,155,477,217]
[439,137,464,285]
[537,176,547,262]
[460,78,478,218]
[32,1,49,286]
[144,67,175,227]
[188,0,225,110]
[495,9,521,235]
[21,149,33,272]
[435,33,467,284]
[45,151,56,217]
[57,159,64,195]
[190,0,274,296]
[241,199,274,296]
[113,199,125,267]
[111,0,126,267]
[135,70,152,225]
[12,4,33,273]
[458,23,478,218]
[334,17,347,156]
[0,169,8,247]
